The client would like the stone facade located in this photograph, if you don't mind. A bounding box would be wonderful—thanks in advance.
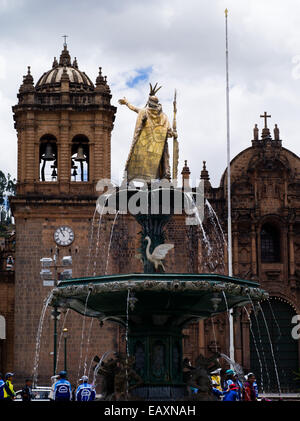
[0,233,15,375]
[9,45,300,391]
[196,122,300,390]
[10,45,119,387]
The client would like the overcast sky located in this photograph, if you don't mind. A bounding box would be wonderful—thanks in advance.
[0,0,300,187]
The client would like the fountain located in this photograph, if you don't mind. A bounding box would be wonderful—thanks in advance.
[49,85,268,400]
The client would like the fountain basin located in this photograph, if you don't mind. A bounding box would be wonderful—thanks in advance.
[51,273,267,322]
[50,273,268,400]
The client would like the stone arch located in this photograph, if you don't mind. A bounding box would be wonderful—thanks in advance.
[249,297,299,392]
[39,134,58,181]
[70,134,89,182]
[247,153,292,175]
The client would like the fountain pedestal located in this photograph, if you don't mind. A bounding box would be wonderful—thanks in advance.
[129,325,184,399]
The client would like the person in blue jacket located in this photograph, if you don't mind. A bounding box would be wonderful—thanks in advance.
[223,383,239,401]
[75,376,96,401]
[0,373,5,400]
[53,371,72,401]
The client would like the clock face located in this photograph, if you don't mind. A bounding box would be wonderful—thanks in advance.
[54,226,75,246]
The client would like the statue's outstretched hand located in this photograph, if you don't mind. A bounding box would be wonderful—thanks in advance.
[118,97,128,105]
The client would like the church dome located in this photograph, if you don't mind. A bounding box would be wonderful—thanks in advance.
[35,45,94,92]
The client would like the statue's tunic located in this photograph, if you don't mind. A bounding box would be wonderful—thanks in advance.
[125,104,172,181]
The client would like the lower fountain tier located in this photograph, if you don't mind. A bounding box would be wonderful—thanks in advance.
[50,273,268,398]
[51,273,267,327]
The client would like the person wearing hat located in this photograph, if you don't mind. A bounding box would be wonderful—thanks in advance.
[53,371,72,401]
[246,372,258,398]
[232,373,243,401]
[243,373,257,401]
[223,383,239,401]
[211,380,224,400]
[0,373,5,400]
[223,369,236,390]
[75,376,96,402]
[3,373,16,400]
[211,368,222,392]
[49,374,60,401]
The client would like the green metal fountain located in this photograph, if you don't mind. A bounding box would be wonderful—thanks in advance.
[49,85,268,400]
[50,187,268,400]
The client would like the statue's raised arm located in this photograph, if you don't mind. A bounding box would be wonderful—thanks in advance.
[119,83,173,182]
[118,97,140,114]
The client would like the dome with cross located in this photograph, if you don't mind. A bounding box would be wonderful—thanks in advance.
[35,43,94,92]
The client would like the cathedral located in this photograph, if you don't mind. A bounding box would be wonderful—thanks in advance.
[0,43,299,392]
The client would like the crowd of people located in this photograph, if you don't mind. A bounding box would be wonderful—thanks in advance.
[0,371,96,401]
[210,369,259,401]
[50,371,96,401]
[0,368,261,402]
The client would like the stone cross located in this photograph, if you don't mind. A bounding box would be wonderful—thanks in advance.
[260,111,271,129]
[62,35,68,47]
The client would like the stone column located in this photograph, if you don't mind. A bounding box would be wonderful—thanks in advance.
[233,223,239,275]
[34,139,40,184]
[198,320,206,355]
[224,241,228,276]
[241,316,250,369]
[59,110,70,194]
[289,223,295,277]
[106,123,112,179]
[89,140,95,184]
[17,129,25,193]
[284,176,288,207]
[282,225,288,279]
[254,170,258,207]
[93,116,104,183]
[251,224,257,276]
[24,112,36,193]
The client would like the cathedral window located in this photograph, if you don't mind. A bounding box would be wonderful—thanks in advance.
[71,135,89,181]
[39,134,57,181]
[260,223,280,262]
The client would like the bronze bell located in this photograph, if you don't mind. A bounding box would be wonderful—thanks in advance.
[74,145,86,162]
[51,166,57,178]
[42,143,55,161]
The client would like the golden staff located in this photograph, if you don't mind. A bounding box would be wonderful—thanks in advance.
[172,89,179,182]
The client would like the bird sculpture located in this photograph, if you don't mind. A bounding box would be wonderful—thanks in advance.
[145,235,174,272]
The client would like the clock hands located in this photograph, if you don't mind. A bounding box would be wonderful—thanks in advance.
[54,226,74,246]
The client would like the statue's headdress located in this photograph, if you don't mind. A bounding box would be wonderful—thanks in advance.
[149,82,162,96]
[148,83,162,109]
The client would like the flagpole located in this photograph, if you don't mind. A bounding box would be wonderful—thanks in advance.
[225,8,235,364]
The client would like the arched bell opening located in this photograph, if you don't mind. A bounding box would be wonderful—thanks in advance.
[71,135,89,182]
[39,134,58,182]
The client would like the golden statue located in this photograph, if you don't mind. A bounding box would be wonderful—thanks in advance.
[118,83,177,182]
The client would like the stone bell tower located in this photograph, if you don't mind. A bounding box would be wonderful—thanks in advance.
[13,42,116,196]
[10,43,118,385]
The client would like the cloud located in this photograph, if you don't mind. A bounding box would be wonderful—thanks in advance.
[0,0,299,186]
[126,67,152,88]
